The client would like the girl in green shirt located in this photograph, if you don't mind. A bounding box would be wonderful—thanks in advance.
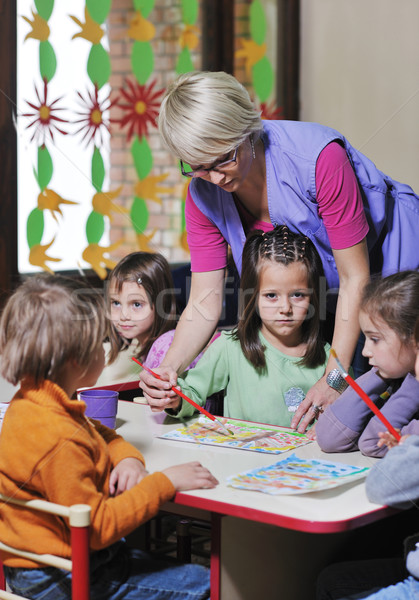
[168,225,330,429]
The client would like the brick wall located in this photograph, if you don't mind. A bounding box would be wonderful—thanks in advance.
[108,0,251,265]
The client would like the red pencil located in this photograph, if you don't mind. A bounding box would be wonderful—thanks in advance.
[132,357,234,436]
[330,349,401,442]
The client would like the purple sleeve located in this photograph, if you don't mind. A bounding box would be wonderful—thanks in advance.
[358,374,419,457]
[143,329,203,371]
[316,368,388,453]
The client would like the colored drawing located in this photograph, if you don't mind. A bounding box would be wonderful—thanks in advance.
[227,454,370,495]
[159,416,311,454]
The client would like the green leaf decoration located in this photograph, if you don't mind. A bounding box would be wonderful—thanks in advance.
[181,0,198,25]
[39,41,57,82]
[86,0,112,24]
[87,44,111,89]
[131,137,152,180]
[86,211,105,244]
[130,197,149,234]
[250,0,266,46]
[92,147,105,192]
[34,0,54,21]
[27,208,45,248]
[37,145,53,190]
[176,47,194,75]
[181,200,186,231]
[133,0,155,18]
[131,42,154,85]
[252,57,273,102]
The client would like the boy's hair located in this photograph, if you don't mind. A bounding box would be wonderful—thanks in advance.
[106,252,177,363]
[360,271,419,345]
[158,70,263,166]
[0,274,106,386]
[234,225,326,371]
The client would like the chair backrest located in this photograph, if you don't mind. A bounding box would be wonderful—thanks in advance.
[0,494,91,600]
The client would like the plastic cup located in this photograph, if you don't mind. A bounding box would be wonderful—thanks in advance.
[79,389,119,428]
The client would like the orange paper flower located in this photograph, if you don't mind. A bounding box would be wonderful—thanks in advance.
[92,186,128,221]
[82,241,122,279]
[37,188,78,222]
[29,239,61,273]
[70,8,104,45]
[22,10,50,42]
[134,174,174,203]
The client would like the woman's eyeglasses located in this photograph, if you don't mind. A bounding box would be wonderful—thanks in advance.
[180,146,239,178]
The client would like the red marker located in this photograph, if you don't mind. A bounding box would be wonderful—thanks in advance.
[132,357,234,436]
[330,349,401,442]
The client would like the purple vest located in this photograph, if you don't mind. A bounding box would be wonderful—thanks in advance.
[190,120,419,293]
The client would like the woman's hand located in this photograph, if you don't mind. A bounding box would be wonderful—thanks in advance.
[109,458,149,496]
[139,365,180,412]
[162,461,219,491]
[291,375,339,433]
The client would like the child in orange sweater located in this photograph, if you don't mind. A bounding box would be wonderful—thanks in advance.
[0,274,217,600]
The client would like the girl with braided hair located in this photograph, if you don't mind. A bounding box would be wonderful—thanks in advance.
[164,226,330,428]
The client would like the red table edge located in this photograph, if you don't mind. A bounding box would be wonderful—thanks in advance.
[173,492,399,534]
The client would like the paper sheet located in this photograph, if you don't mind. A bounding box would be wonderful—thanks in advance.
[227,453,370,495]
[159,416,311,454]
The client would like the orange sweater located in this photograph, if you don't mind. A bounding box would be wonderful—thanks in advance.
[0,379,175,567]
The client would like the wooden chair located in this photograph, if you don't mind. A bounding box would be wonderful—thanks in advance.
[0,494,91,600]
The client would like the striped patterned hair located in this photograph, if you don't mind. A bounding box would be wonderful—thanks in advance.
[234,225,326,370]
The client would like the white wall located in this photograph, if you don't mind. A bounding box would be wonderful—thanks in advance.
[300,0,419,190]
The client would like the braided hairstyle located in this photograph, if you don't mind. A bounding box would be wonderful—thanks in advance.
[234,225,326,371]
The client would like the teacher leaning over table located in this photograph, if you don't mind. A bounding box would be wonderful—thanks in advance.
[139,70,419,433]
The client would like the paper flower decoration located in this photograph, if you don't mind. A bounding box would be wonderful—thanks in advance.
[134,174,174,203]
[22,9,50,42]
[22,80,67,144]
[82,241,122,279]
[74,86,114,146]
[136,231,157,253]
[179,25,200,50]
[70,8,104,45]
[115,78,164,142]
[259,100,283,121]
[128,11,156,42]
[37,188,78,222]
[92,186,128,220]
[235,39,267,78]
[29,239,61,273]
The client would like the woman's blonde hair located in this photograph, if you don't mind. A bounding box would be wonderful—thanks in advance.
[158,71,263,166]
[0,274,106,386]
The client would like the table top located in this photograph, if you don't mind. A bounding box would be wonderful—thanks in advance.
[116,400,395,534]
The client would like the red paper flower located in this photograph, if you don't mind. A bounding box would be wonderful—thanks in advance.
[259,100,283,121]
[74,85,115,147]
[115,78,164,142]
[22,79,68,143]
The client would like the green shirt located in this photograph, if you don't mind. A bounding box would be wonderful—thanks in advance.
[174,331,330,427]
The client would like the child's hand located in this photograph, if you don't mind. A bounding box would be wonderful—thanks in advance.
[162,461,219,492]
[109,458,149,496]
[377,430,409,449]
[139,365,180,412]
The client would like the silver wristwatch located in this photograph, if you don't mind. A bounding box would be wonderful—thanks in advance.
[326,368,348,394]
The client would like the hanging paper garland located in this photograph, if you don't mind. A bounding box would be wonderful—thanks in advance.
[235,0,282,119]
[21,0,74,273]
[114,0,172,253]
[70,0,121,279]
[176,0,200,253]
